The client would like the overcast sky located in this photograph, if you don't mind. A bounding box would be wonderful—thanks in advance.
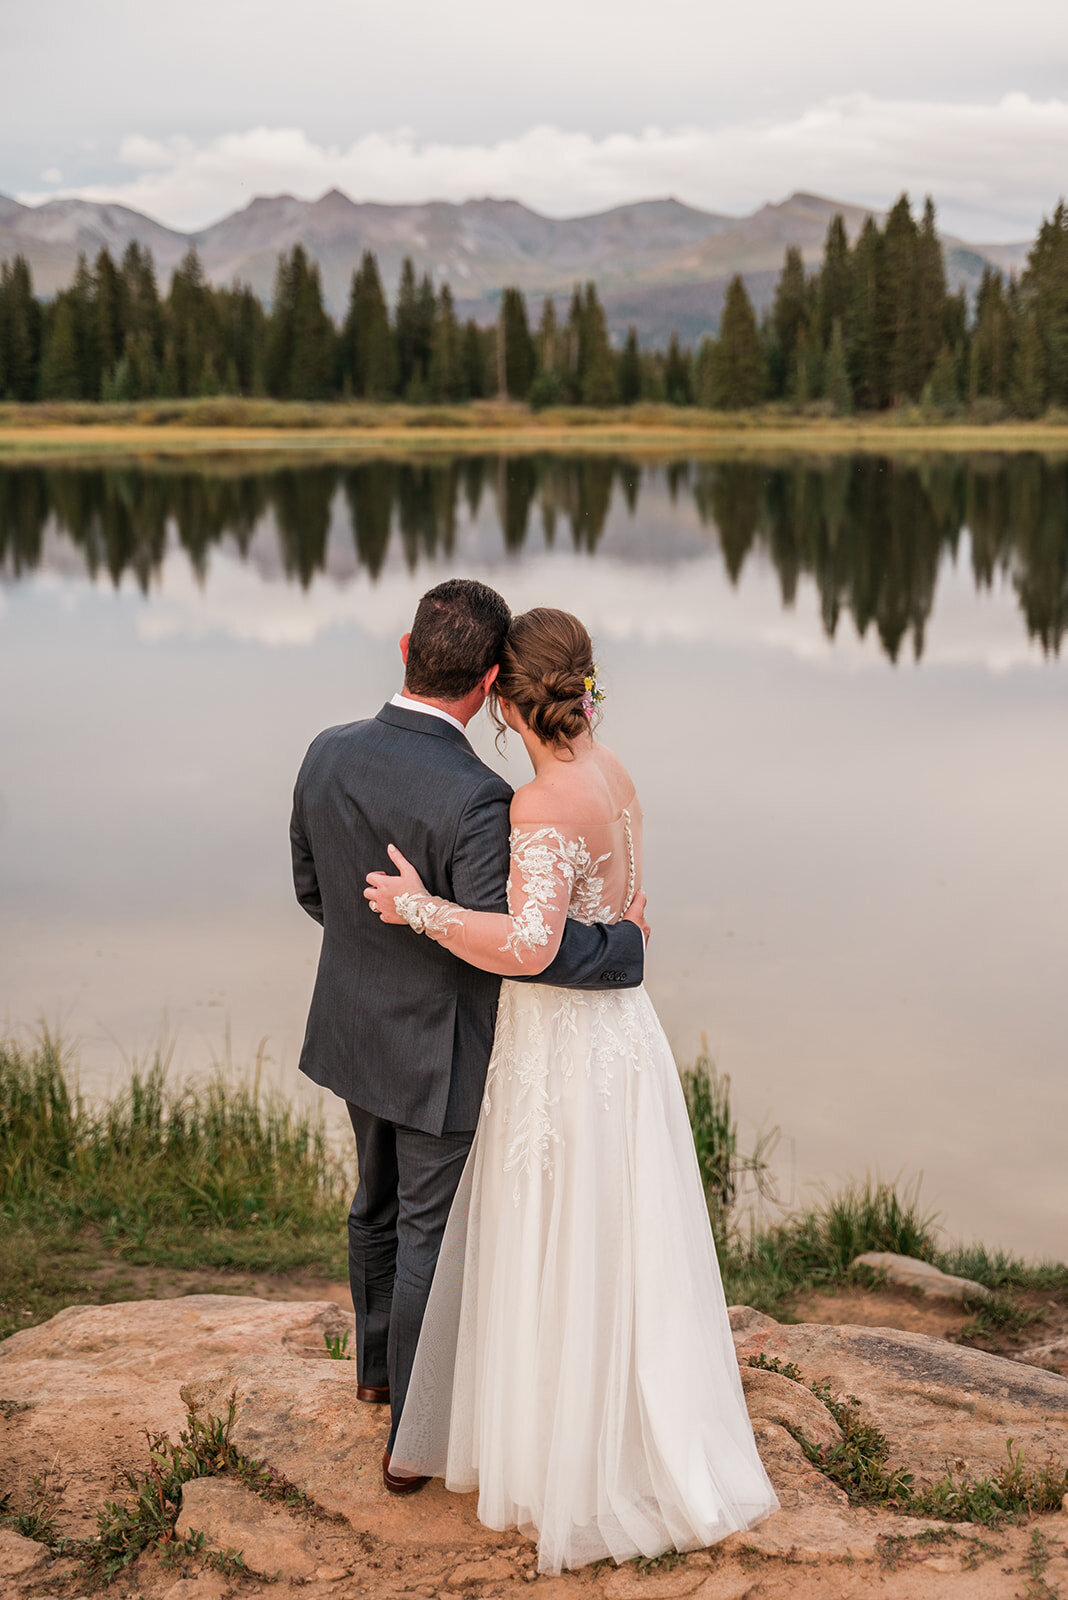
[4,0,1066,239]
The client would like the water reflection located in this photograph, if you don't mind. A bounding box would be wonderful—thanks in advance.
[2,454,1066,661]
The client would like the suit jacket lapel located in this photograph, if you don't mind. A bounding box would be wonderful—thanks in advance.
[375,702,474,751]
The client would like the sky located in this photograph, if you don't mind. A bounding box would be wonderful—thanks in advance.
[4,0,1067,240]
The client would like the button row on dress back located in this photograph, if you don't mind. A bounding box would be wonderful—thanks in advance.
[621,807,636,914]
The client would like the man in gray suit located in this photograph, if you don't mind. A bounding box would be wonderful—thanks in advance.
[291,578,647,1491]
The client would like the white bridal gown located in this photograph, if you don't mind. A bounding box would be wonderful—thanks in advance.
[389,801,779,1573]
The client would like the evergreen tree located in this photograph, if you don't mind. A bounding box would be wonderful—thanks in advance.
[847,217,885,410]
[394,258,422,396]
[969,266,1014,400]
[460,319,488,399]
[770,246,808,397]
[0,256,42,400]
[823,318,853,414]
[410,271,437,400]
[618,325,642,404]
[535,296,559,376]
[498,286,535,399]
[693,336,717,408]
[915,197,947,384]
[818,215,852,346]
[709,276,766,408]
[93,247,126,393]
[39,292,81,398]
[120,242,163,397]
[922,345,962,411]
[1011,311,1046,417]
[266,245,334,399]
[1019,200,1068,408]
[663,332,692,404]
[563,286,584,401]
[882,194,922,403]
[428,283,463,400]
[167,249,216,396]
[578,283,617,405]
[342,252,395,398]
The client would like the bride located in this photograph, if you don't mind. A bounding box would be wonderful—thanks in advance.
[365,606,778,1574]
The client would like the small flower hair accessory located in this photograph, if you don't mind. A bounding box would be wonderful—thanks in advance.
[581,669,607,718]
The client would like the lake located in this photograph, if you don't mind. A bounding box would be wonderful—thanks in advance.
[1,451,1065,1256]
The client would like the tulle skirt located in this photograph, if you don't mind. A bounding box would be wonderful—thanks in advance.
[390,981,779,1573]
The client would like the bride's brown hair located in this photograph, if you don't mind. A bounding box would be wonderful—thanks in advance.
[491,607,598,753]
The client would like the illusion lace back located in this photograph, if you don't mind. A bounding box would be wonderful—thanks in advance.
[390,801,779,1573]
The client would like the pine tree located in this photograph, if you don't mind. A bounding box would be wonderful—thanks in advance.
[709,276,766,408]
[563,286,584,402]
[823,318,853,415]
[969,266,1014,400]
[342,252,395,398]
[1018,200,1068,408]
[266,245,334,399]
[618,325,642,404]
[818,215,852,346]
[39,292,81,398]
[770,246,807,398]
[498,287,535,399]
[428,283,463,400]
[0,256,42,400]
[578,283,617,405]
[93,247,126,394]
[394,258,421,396]
[847,217,885,410]
[461,319,488,399]
[168,249,216,396]
[882,194,922,403]
[915,197,947,386]
[663,332,692,404]
[1012,311,1046,417]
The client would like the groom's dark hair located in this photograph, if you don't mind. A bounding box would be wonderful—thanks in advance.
[405,578,511,701]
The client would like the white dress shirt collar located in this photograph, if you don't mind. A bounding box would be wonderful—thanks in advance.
[390,691,468,737]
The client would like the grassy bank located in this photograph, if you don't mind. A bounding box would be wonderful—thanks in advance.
[1,1035,1064,1345]
[2,397,1068,461]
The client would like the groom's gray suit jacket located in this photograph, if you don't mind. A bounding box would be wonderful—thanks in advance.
[291,702,645,1135]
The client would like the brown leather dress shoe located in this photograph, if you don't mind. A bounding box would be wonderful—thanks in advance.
[382,1448,429,1496]
[356,1383,390,1404]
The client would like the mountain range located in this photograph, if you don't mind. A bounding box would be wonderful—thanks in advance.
[0,187,1031,346]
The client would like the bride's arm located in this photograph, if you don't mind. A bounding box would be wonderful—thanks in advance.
[365,807,577,978]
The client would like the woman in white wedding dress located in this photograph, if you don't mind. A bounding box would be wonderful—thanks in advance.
[365,607,778,1574]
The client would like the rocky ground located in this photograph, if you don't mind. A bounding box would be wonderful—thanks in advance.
[2,1274,1067,1600]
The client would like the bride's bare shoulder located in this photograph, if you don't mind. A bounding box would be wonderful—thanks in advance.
[509,743,636,829]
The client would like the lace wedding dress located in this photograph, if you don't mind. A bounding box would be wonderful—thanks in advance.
[387,802,779,1573]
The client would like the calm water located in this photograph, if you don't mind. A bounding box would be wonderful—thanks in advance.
[1,453,1065,1255]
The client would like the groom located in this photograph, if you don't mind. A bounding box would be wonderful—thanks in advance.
[290,578,648,1491]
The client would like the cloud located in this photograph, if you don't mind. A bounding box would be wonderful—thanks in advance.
[18,94,1068,239]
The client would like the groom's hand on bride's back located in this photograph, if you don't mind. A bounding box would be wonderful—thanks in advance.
[623,890,650,947]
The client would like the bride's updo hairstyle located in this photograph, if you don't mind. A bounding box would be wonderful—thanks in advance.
[492,607,598,754]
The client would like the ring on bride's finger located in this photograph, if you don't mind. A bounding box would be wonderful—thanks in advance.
[370,902,379,913]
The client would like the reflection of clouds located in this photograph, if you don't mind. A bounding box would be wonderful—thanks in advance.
[113,540,1055,678]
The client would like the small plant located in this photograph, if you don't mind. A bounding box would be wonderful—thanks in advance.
[634,1548,685,1573]
[681,1046,778,1241]
[959,1290,1042,1345]
[1020,1527,1056,1600]
[746,1356,1068,1525]
[0,1464,66,1544]
[324,1329,351,1360]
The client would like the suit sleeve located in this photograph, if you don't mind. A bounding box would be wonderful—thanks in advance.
[290,761,324,927]
[449,777,512,915]
[522,914,645,991]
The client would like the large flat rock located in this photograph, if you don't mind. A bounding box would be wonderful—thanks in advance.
[733,1317,1068,1482]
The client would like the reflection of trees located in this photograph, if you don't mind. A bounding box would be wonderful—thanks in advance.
[1,454,1066,660]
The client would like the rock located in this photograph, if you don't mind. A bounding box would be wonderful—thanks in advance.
[175,1475,316,1579]
[689,1577,756,1600]
[722,1507,946,1563]
[0,1294,351,1537]
[161,1577,232,1600]
[733,1318,1068,1484]
[601,1564,711,1598]
[741,1365,843,1454]
[751,1422,848,1509]
[1014,1335,1068,1375]
[447,1555,515,1588]
[0,1526,48,1577]
[182,1354,485,1549]
[727,1306,779,1338]
[315,1564,351,1580]
[851,1252,992,1303]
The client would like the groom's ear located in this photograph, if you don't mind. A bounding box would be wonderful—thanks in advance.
[481,663,500,694]
[399,632,411,665]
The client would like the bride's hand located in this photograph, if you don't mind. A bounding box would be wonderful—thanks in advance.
[365,844,427,924]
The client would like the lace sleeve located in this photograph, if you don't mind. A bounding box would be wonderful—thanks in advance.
[392,825,577,977]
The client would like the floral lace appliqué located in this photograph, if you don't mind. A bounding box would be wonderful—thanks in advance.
[395,892,464,937]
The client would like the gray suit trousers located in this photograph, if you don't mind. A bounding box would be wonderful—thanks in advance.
[346,1102,473,1451]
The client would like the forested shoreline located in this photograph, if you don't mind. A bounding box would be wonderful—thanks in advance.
[0,194,1066,416]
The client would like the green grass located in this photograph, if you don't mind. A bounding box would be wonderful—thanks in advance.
[1,1034,1063,1341]
[0,1033,349,1339]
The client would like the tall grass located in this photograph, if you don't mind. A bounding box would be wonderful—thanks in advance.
[0,1034,349,1235]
